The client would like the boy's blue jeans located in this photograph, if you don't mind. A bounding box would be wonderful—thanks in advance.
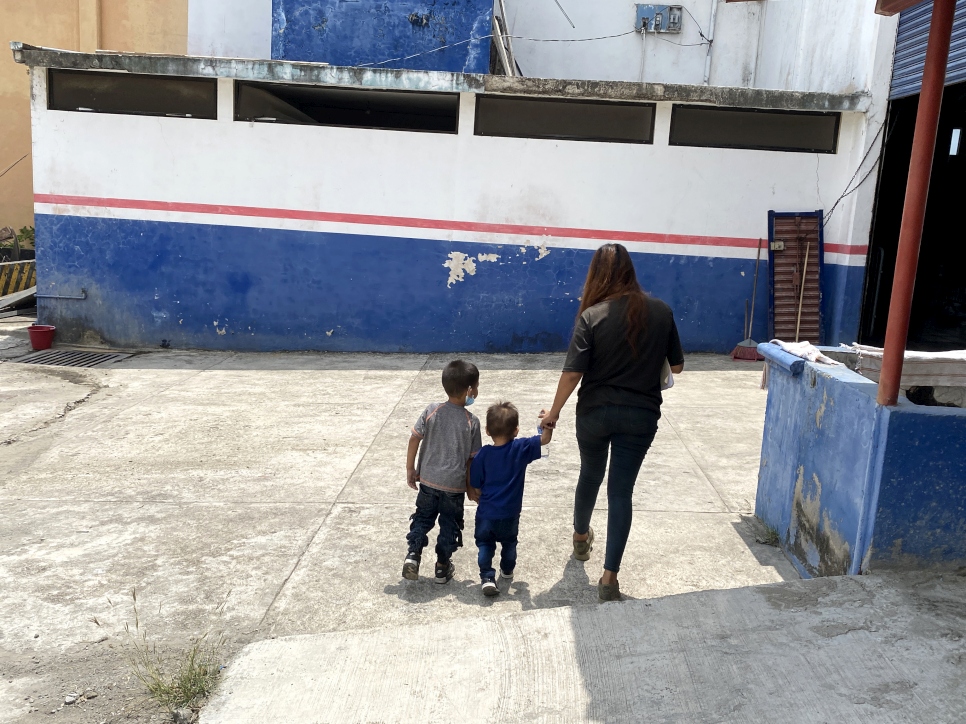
[475,515,519,581]
[407,483,464,562]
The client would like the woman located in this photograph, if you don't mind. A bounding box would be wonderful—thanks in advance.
[541,243,684,601]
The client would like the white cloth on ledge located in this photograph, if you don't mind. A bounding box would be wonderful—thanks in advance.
[769,339,841,366]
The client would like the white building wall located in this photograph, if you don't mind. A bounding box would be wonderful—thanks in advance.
[501,0,897,95]
[187,0,273,59]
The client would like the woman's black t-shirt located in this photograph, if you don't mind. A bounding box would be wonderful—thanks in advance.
[563,295,685,416]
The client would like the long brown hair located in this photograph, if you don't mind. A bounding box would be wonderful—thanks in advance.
[577,243,649,356]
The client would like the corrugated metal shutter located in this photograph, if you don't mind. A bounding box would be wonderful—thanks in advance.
[891,0,966,99]
[769,212,823,344]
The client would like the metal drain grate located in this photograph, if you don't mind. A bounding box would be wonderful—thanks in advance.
[13,349,131,368]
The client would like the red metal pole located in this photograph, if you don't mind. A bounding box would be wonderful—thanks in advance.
[877,0,956,406]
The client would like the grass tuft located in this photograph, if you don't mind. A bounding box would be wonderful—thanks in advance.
[122,588,227,713]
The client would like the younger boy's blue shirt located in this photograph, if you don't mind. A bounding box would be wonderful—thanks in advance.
[471,435,542,520]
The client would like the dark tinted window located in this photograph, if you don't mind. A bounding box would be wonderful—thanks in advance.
[670,105,840,153]
[475,95,654,144]
[235,82,459,133]
[48,69,216,119]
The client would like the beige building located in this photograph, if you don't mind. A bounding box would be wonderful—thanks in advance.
[0,1,189,231]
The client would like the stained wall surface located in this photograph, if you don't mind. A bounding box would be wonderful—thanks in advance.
[271,0,493,73]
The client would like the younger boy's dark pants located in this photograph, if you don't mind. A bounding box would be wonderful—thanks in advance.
[407,483,465,562]
[475,515,519,581]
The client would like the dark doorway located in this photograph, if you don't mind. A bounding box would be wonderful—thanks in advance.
[862,80,966,351]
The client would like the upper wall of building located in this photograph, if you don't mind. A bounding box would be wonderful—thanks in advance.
[270,0,493,73]
[505,0,897,95]
[188,0,272,59]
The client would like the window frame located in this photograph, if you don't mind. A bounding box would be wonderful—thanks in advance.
[474,94,657,145]
[668,104,841,154]
[47,68,218,120]
[233,81,461,135]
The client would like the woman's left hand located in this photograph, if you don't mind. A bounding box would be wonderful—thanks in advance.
[541,409,560,430]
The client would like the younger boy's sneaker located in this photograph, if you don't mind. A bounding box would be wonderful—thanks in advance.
[499,569,514,580]
[402,553,420,581]
[481,577,499,597]
[434,559,455,584]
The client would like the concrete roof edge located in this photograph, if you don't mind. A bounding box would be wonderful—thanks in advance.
[10,43,485,94]
[11,43,870,112]
[483,76,871,113]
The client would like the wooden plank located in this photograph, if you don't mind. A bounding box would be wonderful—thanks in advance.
[875,0,923,16]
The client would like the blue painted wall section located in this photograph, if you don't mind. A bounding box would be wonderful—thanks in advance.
[756,345,881,577]
[35,214,767,353]
[871,403,966,564]
[272,0,492,73]
[822,263,864,346]
[756,345,966,577]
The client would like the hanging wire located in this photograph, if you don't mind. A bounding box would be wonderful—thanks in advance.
[357,30,638,68]
[823,120,890,225]
[0,153,29,180]
[552,0,576,29]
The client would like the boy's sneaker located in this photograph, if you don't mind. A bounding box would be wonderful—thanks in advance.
[481,578,499,597]
[434,559,455,584]
[402,554,420,581]
[499,569,514,580]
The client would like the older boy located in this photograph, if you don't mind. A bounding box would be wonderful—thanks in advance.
[403,360,482,584]
[470,402,552,596]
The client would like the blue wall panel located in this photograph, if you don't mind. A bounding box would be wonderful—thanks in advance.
[871,404,966,563]
[821,263,865,346]
[755,356,881,577]
[272,0,492,73]
[35,214,769,353]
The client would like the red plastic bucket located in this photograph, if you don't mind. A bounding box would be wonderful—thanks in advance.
[27,324,56,351]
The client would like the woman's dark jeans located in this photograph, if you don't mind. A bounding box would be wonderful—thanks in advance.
[574,405,660,574]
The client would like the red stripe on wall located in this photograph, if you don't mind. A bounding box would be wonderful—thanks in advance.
[824,243,868,255]
[35,194,870,255]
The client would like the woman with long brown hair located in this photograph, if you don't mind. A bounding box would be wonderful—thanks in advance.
[541,243,684,601]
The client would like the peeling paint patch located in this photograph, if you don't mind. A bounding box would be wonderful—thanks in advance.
[325,329,334,337]
[213,320,227,336]
[536,243,550,260]
[476,253,500,262]
[815,390,828,428]
[443,252,477,287]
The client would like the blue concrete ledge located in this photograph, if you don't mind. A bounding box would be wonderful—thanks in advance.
[757,342,805,376]
[755,354,966,577]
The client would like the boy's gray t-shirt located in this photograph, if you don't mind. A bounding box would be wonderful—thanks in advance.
[412,402,482,493]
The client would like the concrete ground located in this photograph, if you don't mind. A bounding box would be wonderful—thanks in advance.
[0,313,799,722]
[203,572,966,724]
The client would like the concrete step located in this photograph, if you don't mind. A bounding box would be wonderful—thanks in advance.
[202,572,966,723]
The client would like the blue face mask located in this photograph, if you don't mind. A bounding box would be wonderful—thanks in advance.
[465,396,475,406]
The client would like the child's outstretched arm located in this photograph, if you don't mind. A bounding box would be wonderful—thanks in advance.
[538,409,554,445]
[406,435,421,490]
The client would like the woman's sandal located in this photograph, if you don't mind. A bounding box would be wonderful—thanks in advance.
[573,527,594,561]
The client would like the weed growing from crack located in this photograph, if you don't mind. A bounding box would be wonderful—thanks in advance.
[756,525,781,547]
[122,588,228,714]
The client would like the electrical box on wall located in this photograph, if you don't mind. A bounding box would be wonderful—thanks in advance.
[635,5,683,33]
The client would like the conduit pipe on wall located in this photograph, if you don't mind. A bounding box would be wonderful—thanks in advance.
[703,0,718,85]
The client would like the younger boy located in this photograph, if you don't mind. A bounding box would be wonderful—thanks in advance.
[403,360,482,584]
[470,402,552,596]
